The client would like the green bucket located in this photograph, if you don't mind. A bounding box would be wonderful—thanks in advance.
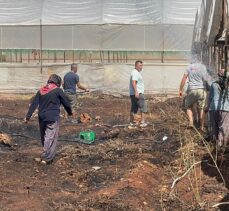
[79,131,95,144]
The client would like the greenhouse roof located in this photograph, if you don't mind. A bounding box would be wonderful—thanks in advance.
[0,0,201,26]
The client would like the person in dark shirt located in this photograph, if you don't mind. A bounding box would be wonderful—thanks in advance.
[63,63,89,119]
[25,74,72,164]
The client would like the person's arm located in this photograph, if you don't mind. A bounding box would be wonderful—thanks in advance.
[179,74,188,97]
[132,80,139,98]
[59,89,73,116]
[77,82,89,92]
[25,92,39,122]
[75,74,89,92]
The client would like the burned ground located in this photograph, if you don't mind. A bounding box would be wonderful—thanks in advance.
[0,93,229,211]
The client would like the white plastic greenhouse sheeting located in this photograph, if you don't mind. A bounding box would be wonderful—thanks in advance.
[192,0,212,44]
[206,0,222,45]
[193,0,223,45]
[0,0,201,51]
[0,63,187,94]
[0,24,195,51]
[0,0,201,25]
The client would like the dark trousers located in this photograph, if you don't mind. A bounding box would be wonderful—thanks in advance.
[218,111,229,147]
[209,111,220,141]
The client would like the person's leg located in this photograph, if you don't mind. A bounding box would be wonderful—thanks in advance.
[64,92,71,119]
[186,108,194,127]
[218,111,229,147]
[197,89,207,130]
[39,119,46,147]
[193,103,200,127]
[140,112,146,123]
[130,112,135,124]
[184,91,195,127]
[34,120,46,162]
[71,94,77,119]
[130,95,138,124]
[64,92,76,119]
[41,120,59,162]
[209,111,219,141]
[199,109,205,130]
[138,94,147,127]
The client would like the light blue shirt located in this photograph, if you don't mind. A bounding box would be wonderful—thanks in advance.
[129,69,144,95]
[209,81,229,111]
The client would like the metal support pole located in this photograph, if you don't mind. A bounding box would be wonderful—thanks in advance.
[40,19,43,73]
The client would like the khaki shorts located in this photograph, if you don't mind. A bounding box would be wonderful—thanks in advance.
[64,92,76,109]
[184,89,206,110]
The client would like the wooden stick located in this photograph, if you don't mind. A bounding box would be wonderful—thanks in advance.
[112,124,129,128]
[11,133,35,139]
[171,161,202,189]
[212,202,229,208]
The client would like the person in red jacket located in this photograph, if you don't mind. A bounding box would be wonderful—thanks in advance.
[25,74,72,164]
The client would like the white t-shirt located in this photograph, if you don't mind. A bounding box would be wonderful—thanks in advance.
[129,69,144,95]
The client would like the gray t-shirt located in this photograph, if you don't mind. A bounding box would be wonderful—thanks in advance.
[185,63,208,90]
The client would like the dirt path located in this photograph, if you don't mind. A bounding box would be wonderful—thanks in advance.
[0,94,229,210]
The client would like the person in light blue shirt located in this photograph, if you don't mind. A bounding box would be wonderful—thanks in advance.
[207,70,229,147]
[129,60,147,127]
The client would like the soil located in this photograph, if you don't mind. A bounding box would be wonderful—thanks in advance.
[0,93,229,211]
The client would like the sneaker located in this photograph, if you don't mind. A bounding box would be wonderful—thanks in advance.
[41,159,53,165]
[140,123,148,128]
[128,123,137,129]
[34,157,42,163]
[71,119,78,124]
[41,160,47,165]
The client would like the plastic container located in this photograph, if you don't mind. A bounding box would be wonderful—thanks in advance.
[79,131,95,144]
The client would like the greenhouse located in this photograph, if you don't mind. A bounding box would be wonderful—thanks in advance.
[0,0,201,93]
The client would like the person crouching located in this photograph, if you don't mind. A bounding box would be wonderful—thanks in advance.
[25,74,72,164]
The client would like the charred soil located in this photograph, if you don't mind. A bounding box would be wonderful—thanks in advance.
[0,94,229,211]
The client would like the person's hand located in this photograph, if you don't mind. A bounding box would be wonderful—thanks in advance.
[24,118,29,124]
[204,107,209,113]
[179,90,183,97]
[135,92,139,99]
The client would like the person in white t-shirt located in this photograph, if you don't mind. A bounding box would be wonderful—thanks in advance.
[129,60,147,127]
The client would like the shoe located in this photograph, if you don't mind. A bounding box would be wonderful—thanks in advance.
[187,124,194,129]
[34,157,42,162]
[140,123,148,128]
[41,160,47,165]
[71,119,78,124]
[34,157,53,165]
[41,159,53,165]
[128,123,137,129]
